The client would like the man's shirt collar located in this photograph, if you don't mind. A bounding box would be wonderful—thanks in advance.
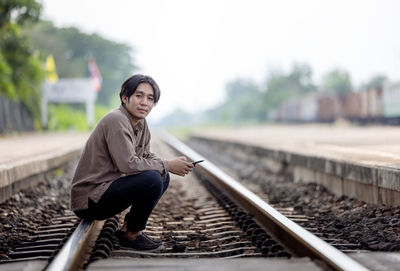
[119,105,145,133]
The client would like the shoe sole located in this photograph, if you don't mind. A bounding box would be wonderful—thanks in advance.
[113,231,164,252]
[119,243,164,252]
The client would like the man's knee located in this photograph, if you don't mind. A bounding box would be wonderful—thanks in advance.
[144,170,162,181]
[144,170,163,191]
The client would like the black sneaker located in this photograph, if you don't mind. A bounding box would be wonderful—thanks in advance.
[115,231,163,251]
[141,232,162,246]
[114,230,162,246]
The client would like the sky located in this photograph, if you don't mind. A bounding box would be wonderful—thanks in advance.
[40,0,400,122]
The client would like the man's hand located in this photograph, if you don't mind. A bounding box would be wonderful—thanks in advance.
[167,156,194,176]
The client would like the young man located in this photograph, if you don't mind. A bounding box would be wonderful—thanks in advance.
[71,74,194,251]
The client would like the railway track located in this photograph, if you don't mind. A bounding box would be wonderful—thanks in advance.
[3,212,79,262]
[0,134,370,271]
[161,133,369,271]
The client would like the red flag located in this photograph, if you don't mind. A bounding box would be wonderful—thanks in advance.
[88,58,102,92]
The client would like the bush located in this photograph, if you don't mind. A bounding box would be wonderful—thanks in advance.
[47,104,112,131]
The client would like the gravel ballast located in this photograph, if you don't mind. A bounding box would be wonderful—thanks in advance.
[187,137,400,252]
[0,160,78,260]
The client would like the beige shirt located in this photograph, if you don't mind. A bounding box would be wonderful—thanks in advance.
[70,105,168,211]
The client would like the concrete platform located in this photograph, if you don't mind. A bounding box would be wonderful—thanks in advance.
[0,132,88,203]
[0,260,48,271]
[350,252,400,271]
[190,124,400,206]
[87,258,323,271]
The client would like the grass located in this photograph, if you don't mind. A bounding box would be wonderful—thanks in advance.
[47,103,112,131]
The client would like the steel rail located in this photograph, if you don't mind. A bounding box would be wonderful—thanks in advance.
[161,132,370,271]
[45,219,103,271]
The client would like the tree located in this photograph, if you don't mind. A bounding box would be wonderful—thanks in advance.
[197,64,317,125]
[363,74,387,89]
[263,73,294,108]
[321,68,352,94]
[287,63,316,93]
[24,21,136,106]
[0,0,41,27]
[157,108,194,127]
[262,63,316,110]
[202,79,265,124]
[0,50,13,98]
[221,79,264,122]
[0,0,44,123]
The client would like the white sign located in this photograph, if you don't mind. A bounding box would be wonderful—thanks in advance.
[42,78,97,127]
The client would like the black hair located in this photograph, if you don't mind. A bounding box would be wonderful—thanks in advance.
[120,74,161,105]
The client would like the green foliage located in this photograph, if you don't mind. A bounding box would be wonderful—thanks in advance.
[158,64,318,127]
[264,74,296,108]
[157,107,205,129]
[0,51,14,98]
[321,68,352,94]
[48,104,88,131]
[0,0,44,124]
[212,79,265,123]
[0,0,41,27]
[24,21,136,106]
[263,63,316,110]
[158,79,266,127]
[289,63,316,93]
[47,104,112,131]
[362,74,387,89]
[95,104,112,122]
[0,2,135,131]
[158,63,386,128]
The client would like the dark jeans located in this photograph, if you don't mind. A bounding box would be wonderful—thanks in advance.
[75,171,170,232]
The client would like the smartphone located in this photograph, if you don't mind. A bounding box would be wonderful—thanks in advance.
[192,159,205,165]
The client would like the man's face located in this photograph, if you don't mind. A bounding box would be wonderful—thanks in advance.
[122,83,155,124]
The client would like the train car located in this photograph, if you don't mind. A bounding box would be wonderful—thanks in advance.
[275,103,285,122]
[287,98,300,122]
[316,93,340,122]
[382,81,400,124]
[273,86,385,125]
[276,98,299,122]
[363,87,383,121]
[297,93,318,122]
[331,87,383,124]
[343,92,363,120]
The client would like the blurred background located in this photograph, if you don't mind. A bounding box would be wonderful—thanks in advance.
[1,0,400,134]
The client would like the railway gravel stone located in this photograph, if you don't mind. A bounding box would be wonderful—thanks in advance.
[187,137,400,252]
[0,160,77,261]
